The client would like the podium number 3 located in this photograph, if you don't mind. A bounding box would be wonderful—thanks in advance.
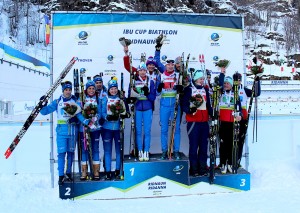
[240,179,246,187]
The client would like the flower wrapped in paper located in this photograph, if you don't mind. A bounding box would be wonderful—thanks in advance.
[215,59,230,68]
[109,101,126,117]
[251,65,264,75]
[190,94,204,109]
[63,102,81,118]
[83,104,99,129]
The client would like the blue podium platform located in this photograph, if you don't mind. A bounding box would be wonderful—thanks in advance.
[59,154,250,200]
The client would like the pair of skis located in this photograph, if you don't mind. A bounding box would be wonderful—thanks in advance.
[168,53,190,159]
[4,57,78,159]
[209,77,220,184]
[79,68,94,179]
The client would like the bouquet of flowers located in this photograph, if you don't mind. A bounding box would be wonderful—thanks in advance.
[109,101,125,116]
[63,102,81,117]
[83,103,98,119]
[215,59,230,68]
[190,94,204,109]
[251,65,264,75]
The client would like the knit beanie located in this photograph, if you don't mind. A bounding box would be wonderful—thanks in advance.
[61,81,72,92]
[146,56,157,66]
[85,80,96,90]
[108,79,118,90]
[193,70,204,81]
[224,76,233,86]
[137,63,147,71]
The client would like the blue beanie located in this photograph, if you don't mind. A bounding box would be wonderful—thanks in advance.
[137,63,147,71]
[85,80,96,90]
[146,56,157,67]
[93,76,103,83]
[61,81,72,92]
[224,76,233,86]
[108,79,118,90]
[193,70,204,81]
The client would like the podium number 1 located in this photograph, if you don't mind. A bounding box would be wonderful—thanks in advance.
[130,168,135,176]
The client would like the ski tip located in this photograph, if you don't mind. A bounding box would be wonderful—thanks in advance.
[4,148,12,159]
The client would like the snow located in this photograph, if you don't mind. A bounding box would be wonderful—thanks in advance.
[1,116,300,212]
[0,159,299,212]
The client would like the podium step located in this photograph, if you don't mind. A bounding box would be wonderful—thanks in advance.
[59,153,250,199]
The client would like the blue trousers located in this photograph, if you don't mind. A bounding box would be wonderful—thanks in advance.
[160,105,181,152]
[102,129,121,172]
[187,122,209,171]
[135,109,153,152]
[56,124,76,176]
[57,152,74,176]
[80,130,100,164]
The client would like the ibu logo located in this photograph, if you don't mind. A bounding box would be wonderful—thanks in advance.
[161,55,167,62]
[76,31,91,45]
[80,68,87,75]
[210,33,220,42]
[107,55,115,64]
[213,56,219,62]
[209,33,221,46]
[78,31,89,40]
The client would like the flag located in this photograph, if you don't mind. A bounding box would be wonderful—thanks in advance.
[44,14,51,46]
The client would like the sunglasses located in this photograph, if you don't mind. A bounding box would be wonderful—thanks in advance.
[166,60,175,64]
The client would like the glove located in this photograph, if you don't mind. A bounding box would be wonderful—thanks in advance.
[120,112,131,119]
[68,117,78,124]
[128,97,137,104]
[155,43,162,51]
[106,115,119,121]
[189,107,197,114]
[157,82,164,93]
[141,86,149,96]
[83,119,90,126]
[174,85,184,93]
[40,95,48,106]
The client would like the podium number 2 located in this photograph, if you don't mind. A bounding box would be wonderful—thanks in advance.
[240,179,246,187]
[130,168,135,176]
[65,187,71,196]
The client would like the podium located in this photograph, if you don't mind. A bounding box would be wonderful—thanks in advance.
[59,153,250,199]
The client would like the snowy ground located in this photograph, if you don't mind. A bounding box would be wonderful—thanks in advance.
[0,158,300,212]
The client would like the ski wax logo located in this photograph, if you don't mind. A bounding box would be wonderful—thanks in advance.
[75,31,91,45]
[107,55,115,64]
[209,33,221,46]
[173,165,184,174]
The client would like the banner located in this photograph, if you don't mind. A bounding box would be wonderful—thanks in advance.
[52,12,244,96]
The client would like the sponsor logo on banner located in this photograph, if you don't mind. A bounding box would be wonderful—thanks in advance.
[75,31,91,45]
[210,33,221,46]
[107,55,114,64]
[104,69,117,76]
[148,181,167,195]
[77,58,93,63]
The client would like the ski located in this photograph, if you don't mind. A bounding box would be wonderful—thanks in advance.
[73,68,82,174]
[209,77,220,184]
[168,53,189,159]
[79,68,94,179]
[4,57,77,159]
[119,72,125,179]
[232,72,241,174]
